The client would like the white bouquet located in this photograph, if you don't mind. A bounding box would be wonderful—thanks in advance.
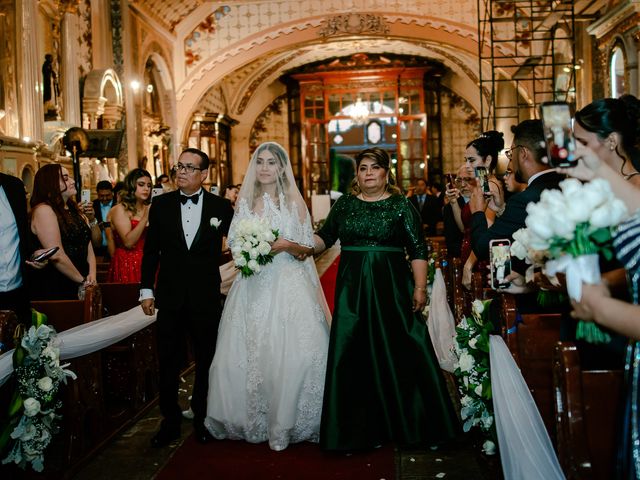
[517,178,628,343]
[230,218,279,277]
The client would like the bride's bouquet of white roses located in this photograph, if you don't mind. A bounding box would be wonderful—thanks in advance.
[230,218,279,277]
[513,178,628,343]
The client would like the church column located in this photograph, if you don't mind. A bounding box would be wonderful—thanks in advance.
[90,0,114,69]
[61,0,82,126]
[16,0,43,141]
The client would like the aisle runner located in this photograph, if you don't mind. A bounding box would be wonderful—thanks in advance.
[157,437,395,480]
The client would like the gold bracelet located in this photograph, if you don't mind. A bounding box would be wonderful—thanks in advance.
[414,285,427,292]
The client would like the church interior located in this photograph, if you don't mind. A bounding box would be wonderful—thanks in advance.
[0,0,639,479]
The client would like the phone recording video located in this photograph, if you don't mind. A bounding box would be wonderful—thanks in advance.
[540,101,577,167]
[474,166,491,197]
[489,239,511,290]
[81,189,91,204]
[445,173,456,190]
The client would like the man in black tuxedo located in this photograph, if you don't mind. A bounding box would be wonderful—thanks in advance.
[140,148,234,447]
[470,119,565,266]
[409,178,441,236]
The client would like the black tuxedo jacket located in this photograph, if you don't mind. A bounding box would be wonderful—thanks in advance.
[0,173,30,284]
[471,171,565,262]
[140,189,234,310]
[409,194,441,235]
[92,198,113,223]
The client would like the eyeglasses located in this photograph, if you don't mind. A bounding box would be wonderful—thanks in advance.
[172,163,205,174]
[505,145,527,160]
[455,177,475,185]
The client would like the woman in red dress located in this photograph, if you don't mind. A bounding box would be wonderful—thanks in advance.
[107,169,151,283]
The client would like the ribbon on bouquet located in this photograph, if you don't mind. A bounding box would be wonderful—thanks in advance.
[545,253,600,302]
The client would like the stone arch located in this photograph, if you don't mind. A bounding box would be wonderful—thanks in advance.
[82,69,124,129]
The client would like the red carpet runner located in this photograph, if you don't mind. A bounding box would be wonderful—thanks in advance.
[157,256,396,479]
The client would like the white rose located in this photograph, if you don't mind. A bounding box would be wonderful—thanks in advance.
[242,241,253,251]
[471,299,484,316]
[235,256,247,267]
[591,198,628,228]
[210,217,221,228]
[548,210,576,240]
[19,423,37,442]
[23,397,41,417]
[482,415,494,429]
[249,248,259,260]
[231,245,243,256]
[37,377,53,392]
[460,395,473,407]
[247,259,259,272]
[458,352,475,372]
[482,440,496,455]
[474,384,483,396]
[257,241,271,256]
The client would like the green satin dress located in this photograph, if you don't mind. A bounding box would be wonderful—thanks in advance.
[317,193,458,451]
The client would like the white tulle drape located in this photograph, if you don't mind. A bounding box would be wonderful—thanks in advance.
[0,306,155,387]
[489,335,565,480]
[426,268,457,372]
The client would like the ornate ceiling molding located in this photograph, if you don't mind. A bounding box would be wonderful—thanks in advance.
[318,13,389,38]
[587,1,640,39]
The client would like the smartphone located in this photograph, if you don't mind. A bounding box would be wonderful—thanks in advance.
[31,246,59,263]
[151,188,164,200]
[489,239,511,289]
[474,166,491,197]
[445,173,456,190]
[540,101,577,167]
[81,189,91,204]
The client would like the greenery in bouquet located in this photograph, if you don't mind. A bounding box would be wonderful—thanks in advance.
[454,299,497,455]
[427,252,438,286]
[230,218,279,277]
[514,178,628,343]
[1,310,76,472]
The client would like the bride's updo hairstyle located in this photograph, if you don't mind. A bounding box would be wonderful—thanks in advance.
[574,94,640,173]
[466,130,505,172]
[351,147,401,196]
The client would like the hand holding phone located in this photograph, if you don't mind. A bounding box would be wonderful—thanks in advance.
[445,173,456,190]
[81,189,91,204]
[540,101,577,167]
[489,239,511,289]
[30,246,59,263]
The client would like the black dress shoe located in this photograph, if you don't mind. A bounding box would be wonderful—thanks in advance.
[194,422,214,444]
[150,425,181,448]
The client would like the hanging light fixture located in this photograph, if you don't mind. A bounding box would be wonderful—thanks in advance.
[351,97,370,125]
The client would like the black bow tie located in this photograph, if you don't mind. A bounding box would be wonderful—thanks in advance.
[180,194,200,205]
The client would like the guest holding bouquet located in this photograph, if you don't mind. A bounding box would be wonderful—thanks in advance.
[107,169,151,283]
[309,147,457,451]
[206,142,330,451]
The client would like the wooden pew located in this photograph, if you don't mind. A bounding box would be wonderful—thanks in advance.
[497,293,563,442]
[29,285,106,472]
[553,342,624,480]
[99,283,159,425]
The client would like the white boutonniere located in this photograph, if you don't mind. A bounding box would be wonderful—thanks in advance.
[210,217,222,229]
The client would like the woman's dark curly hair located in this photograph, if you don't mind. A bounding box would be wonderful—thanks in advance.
[466,130,505,173]
[30,163,82,235]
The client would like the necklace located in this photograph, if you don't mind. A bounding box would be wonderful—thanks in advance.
[360,189,386,202]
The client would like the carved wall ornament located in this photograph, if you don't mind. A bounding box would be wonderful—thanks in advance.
[318,13,389,38]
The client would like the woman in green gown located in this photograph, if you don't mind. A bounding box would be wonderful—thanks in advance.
[310,147,458,451]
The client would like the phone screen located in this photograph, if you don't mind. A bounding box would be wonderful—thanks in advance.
[445,173,456,190]
[474,166,491,196]
[540,102,577,167]
[489,239,511,289]
[151,188,164,200]
[31,246,59,262]
[81,189,91,204]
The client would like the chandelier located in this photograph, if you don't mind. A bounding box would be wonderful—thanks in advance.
[350,98,370,125]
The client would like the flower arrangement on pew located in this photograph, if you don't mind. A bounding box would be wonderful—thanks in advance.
[230,218,279,277]
[454,299,497,455]
[0,310,76,472]
[421,252,440,318]
[512,178,628,343]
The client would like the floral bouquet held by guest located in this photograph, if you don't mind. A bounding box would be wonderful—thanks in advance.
[516,178,628,343]
[230,217,278,277]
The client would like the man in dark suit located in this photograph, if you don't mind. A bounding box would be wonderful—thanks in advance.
[140,148,234,447]
[409,178,441,236]
[91,180,114,257]
[470,119,565,266]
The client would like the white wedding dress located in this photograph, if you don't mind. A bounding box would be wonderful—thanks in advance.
[205,193,329,451]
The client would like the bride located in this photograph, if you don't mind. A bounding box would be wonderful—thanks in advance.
[205,142,330,451]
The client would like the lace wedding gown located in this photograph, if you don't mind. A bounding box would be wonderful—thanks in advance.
[205,193,329,451]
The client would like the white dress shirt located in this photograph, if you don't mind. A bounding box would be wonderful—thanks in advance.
[0,185,22,292]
